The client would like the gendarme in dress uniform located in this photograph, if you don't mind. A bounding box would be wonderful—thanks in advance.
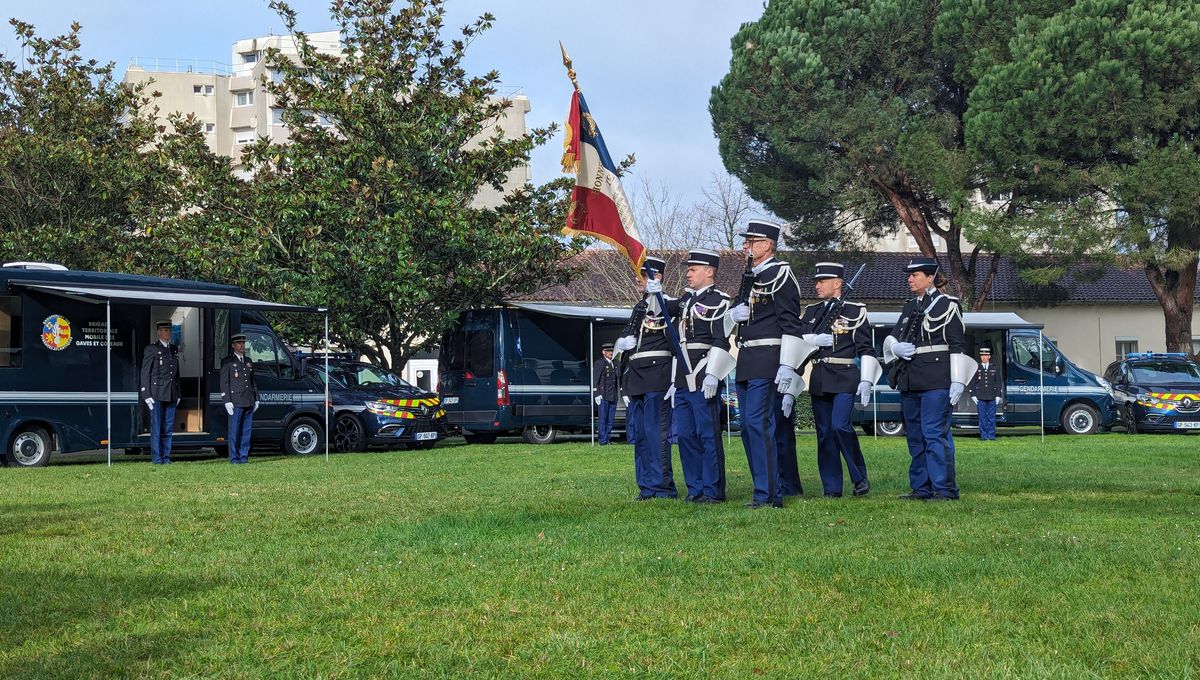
[140,320,180,464]
[220,333,260,464]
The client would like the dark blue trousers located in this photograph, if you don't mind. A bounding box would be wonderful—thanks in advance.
[674,388,724,500]
[977,399,997,440]
[774,404,802,495]
[148,400,177,464]
[597,399,617,444]
[812,392,867,495]
[629,393,676,498]
[228,406,254,463]
[737,379,779,504]
[901,388,958,499]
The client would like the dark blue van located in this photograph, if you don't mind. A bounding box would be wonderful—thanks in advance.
[0,264,329,466]
[852,312,1116,435]
[439,303,632,444]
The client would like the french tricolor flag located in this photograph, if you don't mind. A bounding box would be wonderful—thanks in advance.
[560,91,645,274]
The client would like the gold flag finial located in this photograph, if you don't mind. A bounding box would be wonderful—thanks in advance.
[559,41,580,92]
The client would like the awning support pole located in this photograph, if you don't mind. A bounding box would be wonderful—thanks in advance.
[324,312,330,462]
[589,321,595,446]
[106,300,112,467]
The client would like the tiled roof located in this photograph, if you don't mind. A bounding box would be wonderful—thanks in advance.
[520,250,1198,307]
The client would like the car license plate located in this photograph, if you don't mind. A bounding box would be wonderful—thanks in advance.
[414,432,438,441]
[443,397,459,405]
[1173,421,1200,429]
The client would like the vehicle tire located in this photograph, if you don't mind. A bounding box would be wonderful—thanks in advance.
[283,418,323,456]
[876,420,905,437]
[860,422,876,436]
[5,426,52,467]
[522,425,558,445]
[1124,405,1140,435]
[463,432,498,445]
[212,444,229,459]
[1060,403,1100,435]
[333,414,367,453]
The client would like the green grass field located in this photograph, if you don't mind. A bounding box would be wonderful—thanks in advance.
[2,433,1198,678]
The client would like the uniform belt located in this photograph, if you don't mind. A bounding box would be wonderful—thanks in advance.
[814,357,856,365]
[915,344,950,354]
[684,342,712,350]
[630,350,672,360]
[740,338,782,348]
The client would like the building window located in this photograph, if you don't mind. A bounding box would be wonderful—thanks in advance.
[193,84,214,96]
[205,123,215,133]
[270,108,285,126]
[1191,336,1200,356]
[242,52,258,65]
[193,85,202,95]
[234,129,256,145]
[1115,337,1139,357]
[234,91,254,107]
[0,296,21,368]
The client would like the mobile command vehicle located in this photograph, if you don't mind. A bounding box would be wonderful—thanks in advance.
[852,312,1116,436]
[0,264,329,466]
[1104,352,1200,433]
[438,303,632,444]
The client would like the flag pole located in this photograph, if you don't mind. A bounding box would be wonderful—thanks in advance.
[559,42,580,92]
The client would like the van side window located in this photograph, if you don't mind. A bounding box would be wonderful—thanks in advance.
[212,310,229,370]
[244,329,286,377]
[1011,335,1057,373]
[0,296,20,368]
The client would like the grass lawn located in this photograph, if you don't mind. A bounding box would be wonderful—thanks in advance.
[2,433,1198,678]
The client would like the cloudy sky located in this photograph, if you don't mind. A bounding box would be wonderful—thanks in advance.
[2,1,767,205]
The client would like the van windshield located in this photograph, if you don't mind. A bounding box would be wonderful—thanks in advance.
[320,362,414,389]
[1130,361,1200,385]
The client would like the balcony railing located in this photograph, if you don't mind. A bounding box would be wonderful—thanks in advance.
[127,57,232,77]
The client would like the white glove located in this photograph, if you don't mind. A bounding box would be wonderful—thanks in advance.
[729,304,750,323]
[702,374,719,400]
[949,382,965,406]
[144,398,154,411]
[595,395,602,406]
[253,401,260,413]
[811,333,834,348]
[622,396,630,407]
[225,402,234,416]
[997,397,1004,405]
[971,396,979,405]
[857,381,872,407]
[774,365,796,394]
[893,341,916,361]
[614,336,637,352]
[781,393,795,416]
[644,278,662,294]
[663,385,677,402]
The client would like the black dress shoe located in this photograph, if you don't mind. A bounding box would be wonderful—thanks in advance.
[928,495,959,502]
[823,492,843,498]
[684,494,699,503]
[744,500,781,509]
[897,492,930,501]
[853,479,871,496]
[635,495,654,502]
[693,496,717,504]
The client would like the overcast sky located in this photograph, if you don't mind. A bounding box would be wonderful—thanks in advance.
[2,1,767,206]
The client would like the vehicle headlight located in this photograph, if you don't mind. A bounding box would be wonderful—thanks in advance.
[366,401,393,415]
[1097,377,1114,397]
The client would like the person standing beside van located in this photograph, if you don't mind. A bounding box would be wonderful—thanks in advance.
[592,342,619,445]
[883,257,974,501]
[615,255,677,500]
[970,347,1001,440]
[220,333,259,464]
[141,320,181,465]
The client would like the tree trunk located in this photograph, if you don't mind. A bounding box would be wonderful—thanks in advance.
[1145,255,1198,353]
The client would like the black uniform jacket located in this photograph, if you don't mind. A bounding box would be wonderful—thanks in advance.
[667,284,732,391]
[622,297,674,397]
[887,289,965,392]
[734,258,804,381]
[592,358,619,402]
[220,354,259,408]
[799,298,873,396]
[969,362,1001,401]
[140,341,181,403]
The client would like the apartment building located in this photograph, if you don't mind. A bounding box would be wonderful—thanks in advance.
[123,31,532,198]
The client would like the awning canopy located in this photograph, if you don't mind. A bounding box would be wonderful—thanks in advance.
[866,311,1043,330]
[14,282,326,314]
[508,301,630,323]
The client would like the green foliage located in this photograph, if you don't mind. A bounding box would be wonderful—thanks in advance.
[4,435,1200,676]
[710,0,1072,308]
[0,19,201,269]
[161,0,576,368]
[966,0,1200,349]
